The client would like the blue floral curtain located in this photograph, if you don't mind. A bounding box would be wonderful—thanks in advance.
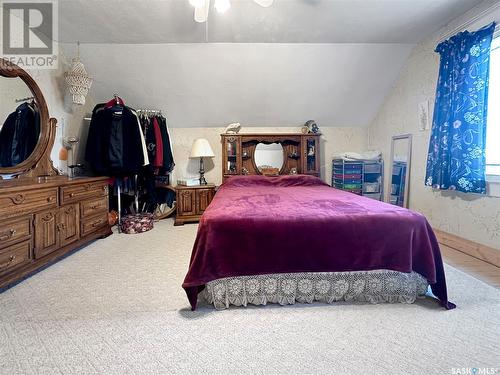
[425,23,496,194]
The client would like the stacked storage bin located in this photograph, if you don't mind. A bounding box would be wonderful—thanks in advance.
[332,159,383,201]
[332,160,363,195]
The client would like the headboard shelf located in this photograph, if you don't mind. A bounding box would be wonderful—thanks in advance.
[221,133,321,181]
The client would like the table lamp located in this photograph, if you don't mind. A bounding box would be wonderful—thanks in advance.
[190,138,215,185]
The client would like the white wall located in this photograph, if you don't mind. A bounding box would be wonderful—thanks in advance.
[29,65,96,173]
[170,126,367,186]
[62,42,413,128]
[368,1,500,251]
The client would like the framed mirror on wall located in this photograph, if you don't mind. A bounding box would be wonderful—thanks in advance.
[387,134,412,208]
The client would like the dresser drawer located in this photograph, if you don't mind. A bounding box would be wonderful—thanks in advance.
[0,188,58,218]
[81,196,108,218]
[81,213,108,237]
[61,182,108,204]
[0,217,32,249]
[0,239,32,275]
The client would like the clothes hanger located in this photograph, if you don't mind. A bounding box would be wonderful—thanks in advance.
[104,94,124,109]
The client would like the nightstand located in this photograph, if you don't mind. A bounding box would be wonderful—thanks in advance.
[174,184,216,226]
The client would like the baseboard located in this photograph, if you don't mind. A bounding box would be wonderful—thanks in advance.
[434,229,500,268]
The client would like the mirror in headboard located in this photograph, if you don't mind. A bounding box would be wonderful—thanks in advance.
[254,142,284,176]
[0,58,58,178]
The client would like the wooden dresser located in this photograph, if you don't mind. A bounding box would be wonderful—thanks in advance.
[0,176,111,289]
[174,184,215,225]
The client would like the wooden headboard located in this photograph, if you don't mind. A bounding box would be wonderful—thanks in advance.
[220,133,321,181]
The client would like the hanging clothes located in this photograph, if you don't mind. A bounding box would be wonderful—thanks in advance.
[135,110,175,214]
[0,102,40,167]
[140,112,174,174]
[85,100,148,176]
[158,116,174,173]
[152,117,164,168]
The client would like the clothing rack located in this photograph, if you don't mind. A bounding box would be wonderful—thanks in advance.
[136,109,163,117]
[84,101,170,232]
[15,96,34,103]
[84,105,162,121]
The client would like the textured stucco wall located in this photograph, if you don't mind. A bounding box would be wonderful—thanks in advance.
[169,126,367,186]
[368,1,500,250]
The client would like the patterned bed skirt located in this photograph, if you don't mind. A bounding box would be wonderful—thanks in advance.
[201,270,429,309]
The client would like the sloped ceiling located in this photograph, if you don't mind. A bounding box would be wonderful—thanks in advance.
[57,0,483,128]
[64,43,413,127]
[58,0,483,43]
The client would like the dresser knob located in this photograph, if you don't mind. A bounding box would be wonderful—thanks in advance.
[92,219,103,227]
[0,229,16,241]
[0,255,16,269]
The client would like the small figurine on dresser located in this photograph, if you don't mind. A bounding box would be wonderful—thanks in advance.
[225,122,241,134]
[302,120,320,134]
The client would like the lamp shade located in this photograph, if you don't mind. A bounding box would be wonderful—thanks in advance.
[64,58,92,105]
[190,138,215,158]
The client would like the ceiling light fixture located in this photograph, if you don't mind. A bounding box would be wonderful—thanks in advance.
[214,0,231,14]
[253,0,273,7]
[189,0,204,6]
[189,0,273,23]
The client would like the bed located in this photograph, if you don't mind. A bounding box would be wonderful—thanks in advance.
[182,175,455,310]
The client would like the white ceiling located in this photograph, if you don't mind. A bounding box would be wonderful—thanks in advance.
[56,0,484,128]
[58,0,483,44]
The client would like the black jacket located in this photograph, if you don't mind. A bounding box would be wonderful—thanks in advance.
[158,116,174,173]
[85,104,145,176]
[0,102,40,167]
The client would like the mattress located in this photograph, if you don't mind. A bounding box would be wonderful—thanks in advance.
[182,174,455,310]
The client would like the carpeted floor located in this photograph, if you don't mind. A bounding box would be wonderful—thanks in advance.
[1,219,499,375]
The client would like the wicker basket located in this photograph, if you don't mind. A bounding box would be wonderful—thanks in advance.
[120,213,154,234]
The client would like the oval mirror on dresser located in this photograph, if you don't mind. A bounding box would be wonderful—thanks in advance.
[0,58,57,178]
[0,58,111,291]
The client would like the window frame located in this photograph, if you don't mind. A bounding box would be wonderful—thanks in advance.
[486,29,500,179]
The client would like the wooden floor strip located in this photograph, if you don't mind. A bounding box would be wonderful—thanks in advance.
[441,244,500,289]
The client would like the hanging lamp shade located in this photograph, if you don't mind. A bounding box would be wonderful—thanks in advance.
[65,59,92,105]
[64,44,93,106]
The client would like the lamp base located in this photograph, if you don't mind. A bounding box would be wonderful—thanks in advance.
[199,157,207,185]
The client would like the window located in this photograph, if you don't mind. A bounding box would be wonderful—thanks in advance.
[486,35,500,175]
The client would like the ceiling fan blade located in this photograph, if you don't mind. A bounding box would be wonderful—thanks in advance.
[253,0,273,7]
[194,0,210,22]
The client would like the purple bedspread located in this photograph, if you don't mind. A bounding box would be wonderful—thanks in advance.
[182,175,455,310]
